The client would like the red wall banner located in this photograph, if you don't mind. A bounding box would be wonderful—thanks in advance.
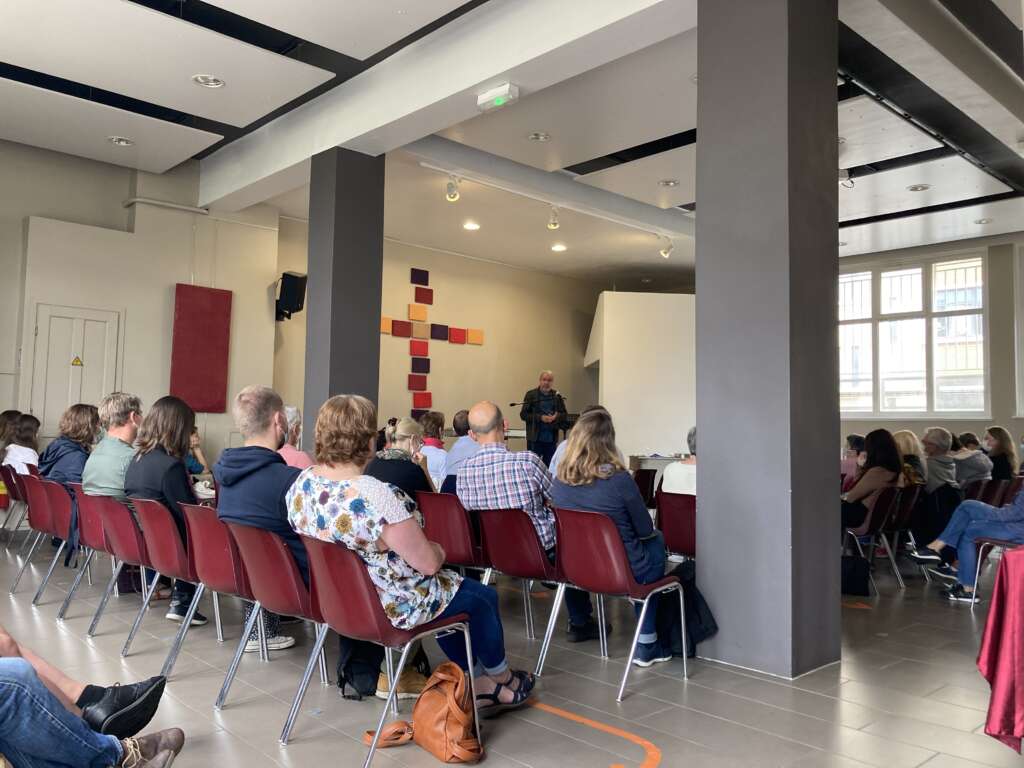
[169,283,233,413]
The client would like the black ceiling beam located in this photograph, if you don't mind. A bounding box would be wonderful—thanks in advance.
[565,129,697,176]
[845,146,956,178]
[935,0,1024,81]
[839,190,1022,228]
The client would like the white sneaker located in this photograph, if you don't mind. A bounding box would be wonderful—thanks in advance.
[244,634,296,653]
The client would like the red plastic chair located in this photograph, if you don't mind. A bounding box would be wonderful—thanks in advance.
[980,479,1009,508]
[226,523,328,745]
[416,492,489,575]
[26,465,40,477]
[633,469,658,508]
[87,495,153,639]
[553,507,687,701]
[844,487,901,595]
[131,499,209,677]
[29,480,75,606]
[9,474,54,594]
[59,486,115,620]
[0,465,27,542]
[962,479,985,501]
[881,484,921,588]
[181,504,269,708]
[303,535,480,768]
[655,490,696,558]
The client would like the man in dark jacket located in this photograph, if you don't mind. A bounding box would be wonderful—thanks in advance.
[519,370,568,467]
[214,386,302,654]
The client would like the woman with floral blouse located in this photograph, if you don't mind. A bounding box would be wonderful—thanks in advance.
[287,394,534,717]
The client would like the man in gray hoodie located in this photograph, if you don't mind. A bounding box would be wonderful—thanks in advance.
[922,427,958,494]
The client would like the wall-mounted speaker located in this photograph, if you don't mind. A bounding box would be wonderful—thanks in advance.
[276,271,307,321]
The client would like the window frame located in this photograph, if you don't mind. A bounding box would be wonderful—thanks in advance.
[839,249,990,420]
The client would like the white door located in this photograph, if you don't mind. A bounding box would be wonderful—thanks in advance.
[30,304,120,440]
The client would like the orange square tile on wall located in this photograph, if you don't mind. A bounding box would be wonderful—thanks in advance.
[408,304,428,322]
[380,316,393,334]
[467,328,484,345]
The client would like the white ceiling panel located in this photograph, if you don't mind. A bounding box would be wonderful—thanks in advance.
[839,156,1011,222]
[575,145,696,209]
[0,78,222,174]
[838,95,942,168]
[204,0,468,60]
[0,0,334,128]
[440,28,698,172]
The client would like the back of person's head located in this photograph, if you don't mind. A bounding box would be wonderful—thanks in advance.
[284,405,302,431]
[10,414,41,452]
[922,426,952,455]
[0,410,21,449]
[98,392,142,431]
[986,425,1019,471]
[232,385,284,439]
[557,409,624,486]
[892,430,924,460]
[468,401,503,436]
[958,432,980,451]
[452,410,470,437]
[846,433,865,454]
[388,417,423,450]
[864,429,902,474]
[315,394,377,468]
[59,403,100,448]
[687,426,697,456]
[136,396,194,459]
[420,411,445,440]
[948,431,963,452]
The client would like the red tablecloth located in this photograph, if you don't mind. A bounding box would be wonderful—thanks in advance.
[978,545,1024,753]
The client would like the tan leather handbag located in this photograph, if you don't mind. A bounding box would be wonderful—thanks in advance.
[363,661,482,763]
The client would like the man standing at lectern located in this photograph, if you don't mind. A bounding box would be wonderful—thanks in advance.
[520,370,567,467]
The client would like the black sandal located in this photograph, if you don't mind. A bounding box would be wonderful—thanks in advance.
[510,670,536,694]
[475,680,532,719]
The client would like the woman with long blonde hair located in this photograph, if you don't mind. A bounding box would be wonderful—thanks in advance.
[550,408,670,668]
[892,430,927,486]
[985,425,1019,481]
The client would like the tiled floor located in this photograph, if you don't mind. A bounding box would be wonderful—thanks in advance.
[1,537,1012,768]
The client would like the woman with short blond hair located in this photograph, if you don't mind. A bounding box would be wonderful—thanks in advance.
[365,416,435,497]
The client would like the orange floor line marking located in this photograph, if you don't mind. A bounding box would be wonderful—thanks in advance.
[527,701,662,768]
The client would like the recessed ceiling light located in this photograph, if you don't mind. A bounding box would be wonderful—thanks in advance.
[463,220,480,231]
[660,239,674,259]
[445,176,460,203]
[191,74,225,88]
[907,183,931,192]
[551,243,567,253]
[838,241,848,247]
[689,73,698,84]
[528,131,550,142]
[974,217,993,225]
[659,179,680,188]
[547,206,560,230]
[107,136,134,147]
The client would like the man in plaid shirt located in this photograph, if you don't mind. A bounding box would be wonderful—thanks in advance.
[457,401,602,642]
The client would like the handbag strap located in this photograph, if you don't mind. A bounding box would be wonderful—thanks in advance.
[362,721,413,748]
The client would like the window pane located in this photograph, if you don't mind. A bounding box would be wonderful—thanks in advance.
[881,267,922,314]
[879,318,926,411]
[933,257,983,311]
[839,323,872,412]
[839,272,871,320]
[934,314,985,412]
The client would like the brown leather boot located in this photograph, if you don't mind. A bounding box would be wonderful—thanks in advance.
[118,728,185,767]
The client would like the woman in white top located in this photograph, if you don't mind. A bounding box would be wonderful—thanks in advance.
[2,414,41,475]
[418,411,448,489]
[661,426,697,495]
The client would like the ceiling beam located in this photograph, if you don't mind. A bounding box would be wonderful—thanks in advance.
[198,0,697,210]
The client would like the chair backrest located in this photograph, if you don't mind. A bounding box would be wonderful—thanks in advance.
[99,496,149,568]
[69,487,109,552]
[553,507,637,596]
[416,492,482,567]
[633,469,657,507]
[0,465,22,503]
[962,479,985,501]
[1005,476,1024,506]
[19,474,52,534]
[304,535,397,645]
[42,481,73,539]
[133,499,196,582]
[848,486,900,537]
[885,484,921,531]
[181,504,251,599]
[226,522,313,619]
[26,465,39,477]
[655,490,696,557]
[475,508,556,580]
[980,479,1009,507]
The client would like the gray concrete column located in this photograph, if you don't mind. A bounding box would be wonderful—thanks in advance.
[302,147,385,441]
[695,0,841,677]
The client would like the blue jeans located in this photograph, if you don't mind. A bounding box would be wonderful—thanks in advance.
[0,658,122,768]
[435,578,509,678]
[937,500,1024,587]
[632,534,668,645]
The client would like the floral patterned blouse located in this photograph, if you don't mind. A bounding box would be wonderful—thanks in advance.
[286,468,461,630]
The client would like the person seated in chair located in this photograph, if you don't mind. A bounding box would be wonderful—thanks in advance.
[39,404,100,485]
[83,393,143,500]
[457,400,602,643]
[366,417,435,497]
[278,405,313,469]
[550,409,671,667]
[440,410,478,493]
[840,429,903,530]
[418,411,448,489]
[984,426,1018,482]
[661,426,698,496]
[2,413,41,475]
[288,394,535,718]
[949,431,992,489]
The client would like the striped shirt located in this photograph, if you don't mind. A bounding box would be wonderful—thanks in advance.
[456,442,555,550]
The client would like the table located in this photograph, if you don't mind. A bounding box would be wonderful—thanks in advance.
[977,545,1024,753]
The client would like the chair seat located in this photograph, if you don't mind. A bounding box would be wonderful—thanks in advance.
[375,612,470,649]
[975,537,1022,549]
[628,574,681,601]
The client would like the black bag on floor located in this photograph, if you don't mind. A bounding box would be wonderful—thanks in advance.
[336,636,431,700]
[841,554,870,596]
[654,560,718,658]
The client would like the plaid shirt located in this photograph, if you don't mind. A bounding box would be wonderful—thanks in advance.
[456,442,555,550]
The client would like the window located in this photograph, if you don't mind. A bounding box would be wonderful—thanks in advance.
[838,255,987,417]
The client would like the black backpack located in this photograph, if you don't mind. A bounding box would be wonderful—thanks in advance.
[336,636,430,700]
[841,554,870,596]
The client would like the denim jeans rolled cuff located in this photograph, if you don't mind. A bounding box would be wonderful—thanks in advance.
[435,578,509,677]
[0,658,122,768]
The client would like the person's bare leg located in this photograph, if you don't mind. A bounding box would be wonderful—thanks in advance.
[0,626,82,713]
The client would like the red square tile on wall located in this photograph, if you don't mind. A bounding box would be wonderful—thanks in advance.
[409,340,428,357]
[448,327,467,344]
[415,287,434,305]
[412,392,432,409]
[408,374,427,391]
[392,320,412,338]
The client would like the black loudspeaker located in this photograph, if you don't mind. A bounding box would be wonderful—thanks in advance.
[276,271,307,321]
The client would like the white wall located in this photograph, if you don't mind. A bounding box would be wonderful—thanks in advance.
[588,291,695,457]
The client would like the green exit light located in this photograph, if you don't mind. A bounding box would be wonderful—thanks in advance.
[493,96,506,107]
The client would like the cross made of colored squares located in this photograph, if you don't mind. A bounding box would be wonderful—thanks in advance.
[379,267,484,419]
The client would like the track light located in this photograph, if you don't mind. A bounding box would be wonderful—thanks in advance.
[445,176,460,202]
[547,206,560,230]
[660,238,674,259]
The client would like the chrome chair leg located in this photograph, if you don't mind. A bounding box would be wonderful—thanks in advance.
[10,532,43,593]
[256,608,269,662]
[85,554,93,587]
[88,561,123,637]
[216,600,262,710]
[907,532,932,583]
[521,579,536,640]
[535,582,566,676]
[363,641,412,768]
[121,569,162,657]
[481,568,493,586]
[318,645,329,686]
[617,596,652,702]
[18,523,37,556]
[884,533,905,590]
[460,622,483,749]
[280,623,329,745]
[31,540,67,605]
[212,591,224,643]
[161,583,205,678]
[58,547,95,620]
[596,595,608,658]
[971,543,995,613]
[675,583,688,679]
[384,646,398,716]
